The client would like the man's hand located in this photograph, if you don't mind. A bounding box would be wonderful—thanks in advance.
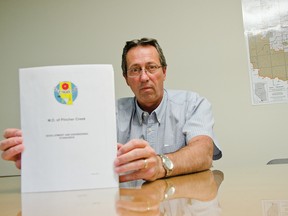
[114,139,165,182]
[0,128,24,169]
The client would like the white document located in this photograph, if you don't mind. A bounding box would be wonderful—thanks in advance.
[19,65,118,193]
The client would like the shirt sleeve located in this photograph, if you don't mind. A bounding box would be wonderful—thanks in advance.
[183,93,222,160]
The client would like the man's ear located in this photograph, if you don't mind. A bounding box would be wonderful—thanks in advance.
[163,66,167,81]
[123,74,130,86]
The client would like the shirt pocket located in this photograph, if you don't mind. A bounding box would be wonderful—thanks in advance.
[162,127,186,154]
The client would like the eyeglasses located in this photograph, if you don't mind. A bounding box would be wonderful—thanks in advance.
[127,64,163,77]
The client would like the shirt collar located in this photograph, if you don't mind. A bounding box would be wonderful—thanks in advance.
[135,89,167,125]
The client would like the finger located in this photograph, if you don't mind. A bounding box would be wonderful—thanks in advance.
[118,164,155,182]
[0,137,23,151]
[117,139,148,155]
[119,158,160,182]
[1,144,24,161]
[119,169,145,182]
[117,143,124,150]
[116,148,150,166]
[15,157,22,169]
[115,158,146,174]
[3,128,22,139]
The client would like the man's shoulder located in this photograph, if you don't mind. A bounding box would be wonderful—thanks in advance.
[166,89,201,104]
[116,97,135,111]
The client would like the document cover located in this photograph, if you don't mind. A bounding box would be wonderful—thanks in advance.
[19,65,118,193]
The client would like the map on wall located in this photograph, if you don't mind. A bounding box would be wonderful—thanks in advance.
[241,0,288,105]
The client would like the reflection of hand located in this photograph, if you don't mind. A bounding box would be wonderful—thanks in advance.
[115,139,163,182]
[117,180,167,216]
[170,169,223,201]
[117,170,224,216]
[0,128,24,169]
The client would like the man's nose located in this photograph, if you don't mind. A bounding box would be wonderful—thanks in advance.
[139,69,149,81]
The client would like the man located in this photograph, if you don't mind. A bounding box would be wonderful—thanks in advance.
[0,38,222,182]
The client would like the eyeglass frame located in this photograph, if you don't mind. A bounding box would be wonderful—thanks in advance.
[126,64,164,77]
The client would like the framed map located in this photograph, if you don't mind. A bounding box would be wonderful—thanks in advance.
[242,0,288,104]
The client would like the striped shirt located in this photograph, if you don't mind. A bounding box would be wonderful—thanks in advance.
[116,89,222,160]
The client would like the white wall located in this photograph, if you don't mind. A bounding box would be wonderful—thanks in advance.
[1,0,287,176]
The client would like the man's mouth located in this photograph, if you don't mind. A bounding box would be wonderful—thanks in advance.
[140,86,152,91]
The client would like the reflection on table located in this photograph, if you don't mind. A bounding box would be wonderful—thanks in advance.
[1,164,288,216]
[18,169,223,216]
[117,170,223,216]
[21,186,118,216]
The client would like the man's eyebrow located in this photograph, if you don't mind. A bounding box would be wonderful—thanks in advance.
[146,62,159,65]
[129,62,159,67]
[128,64,141,68]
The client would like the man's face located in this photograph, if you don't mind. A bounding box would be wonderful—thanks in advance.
[124,45,166,112]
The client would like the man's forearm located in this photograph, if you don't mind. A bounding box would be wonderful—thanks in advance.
[164,135,214,177]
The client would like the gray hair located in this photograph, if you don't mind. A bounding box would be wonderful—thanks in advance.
[121,38,167,76]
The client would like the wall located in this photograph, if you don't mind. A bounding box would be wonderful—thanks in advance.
[1,0,287,176]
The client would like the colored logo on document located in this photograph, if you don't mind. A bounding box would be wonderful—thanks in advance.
[54,81,78,105]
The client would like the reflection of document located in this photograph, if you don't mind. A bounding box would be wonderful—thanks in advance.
[262,200,288,216]
[19,65,118,193]
[22,188,118,216]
